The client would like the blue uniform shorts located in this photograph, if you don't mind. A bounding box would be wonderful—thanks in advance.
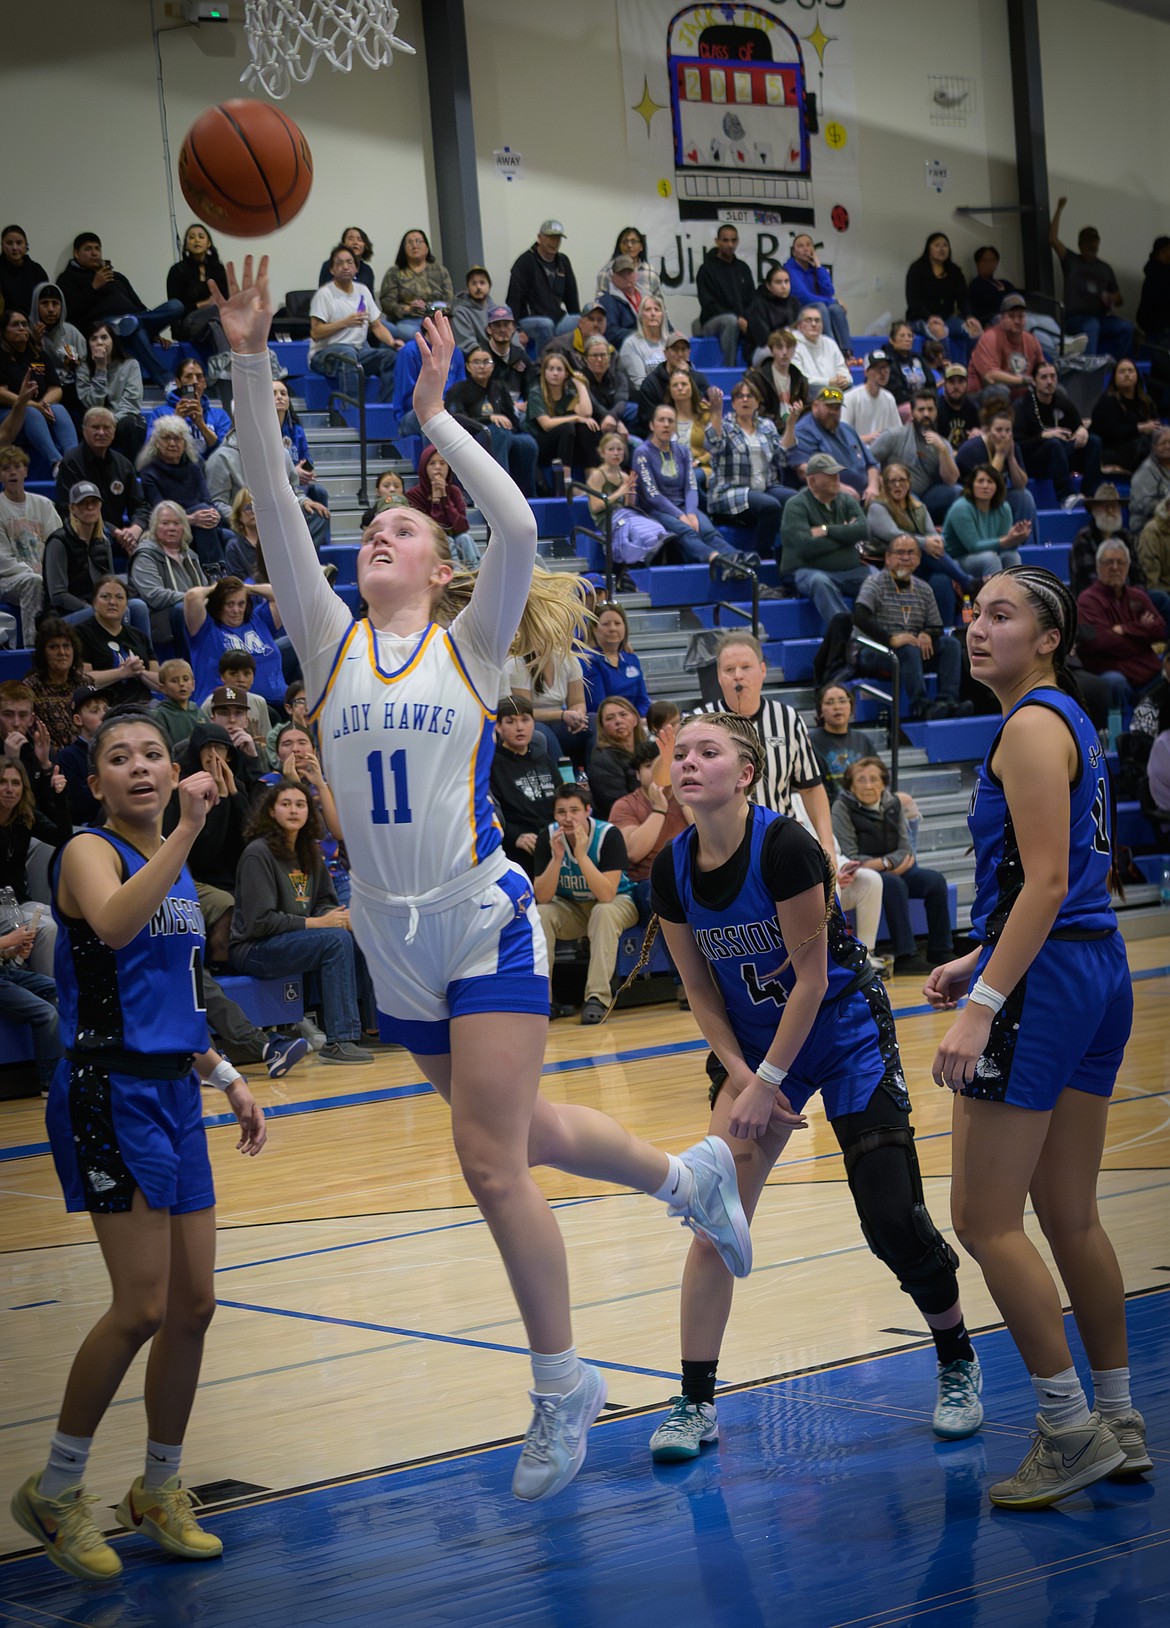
[46,1059,215,1215]
[961,931,1133,1110]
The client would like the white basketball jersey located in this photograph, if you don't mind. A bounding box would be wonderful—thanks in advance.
[310,619,502,897]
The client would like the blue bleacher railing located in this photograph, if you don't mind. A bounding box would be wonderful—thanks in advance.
[565,480,615,600]
[325,371,370,511]
[710,562,761,644]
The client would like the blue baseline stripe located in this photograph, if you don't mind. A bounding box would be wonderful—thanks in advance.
[215,1298,680,1381]
[3,962,1168,1165]
[3,1181,1164,1435]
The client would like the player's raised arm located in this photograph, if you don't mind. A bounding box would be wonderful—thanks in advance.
[410,313,538,668]
[213,256,349,665]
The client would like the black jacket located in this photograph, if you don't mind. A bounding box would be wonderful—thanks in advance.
[1138,255,1170,339]
[637,360,711,431]
[166,722,262,891]
[744,282,800,353]
[696,251,754,325]
[506,246,580,324]
[42,522,115,614]
[55,442,149,530]
[57,258,149,333]
[905,261,971,324]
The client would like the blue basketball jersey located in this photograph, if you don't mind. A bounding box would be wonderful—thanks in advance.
[968,687,1117,943]
[671,805,867,1072]
[53,830,209,1060]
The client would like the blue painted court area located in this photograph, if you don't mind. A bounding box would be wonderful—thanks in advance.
[2,1292,1166,1628]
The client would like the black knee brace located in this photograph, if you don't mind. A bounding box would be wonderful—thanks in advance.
[841,1122,959,1315]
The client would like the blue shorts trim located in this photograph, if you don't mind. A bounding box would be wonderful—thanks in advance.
[379,975,550,1056]
[961,932,1132,1110]
[743,979,908,1120]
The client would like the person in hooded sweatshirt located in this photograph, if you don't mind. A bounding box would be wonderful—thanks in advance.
[490,696,558,879]
[30,283,87,408]
[165,717,261,967]
[407,442,479,566]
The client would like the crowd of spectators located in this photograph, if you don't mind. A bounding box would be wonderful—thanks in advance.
[4,198,1170,1055]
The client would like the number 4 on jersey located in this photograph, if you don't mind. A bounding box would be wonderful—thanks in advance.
[741,962,789,1009]
[368,749,413,826]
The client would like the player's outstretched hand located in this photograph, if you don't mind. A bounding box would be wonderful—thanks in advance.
[225,1078,267,1155]
[210,255,273,356]
[412,311,455,427]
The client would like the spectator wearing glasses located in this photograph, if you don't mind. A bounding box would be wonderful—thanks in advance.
[706,378,798,575]
[792,385,880,503]
[632,403,749,576]
[791,305,852,392]
[871,390,963,520]
[867,462,973,627]
[852,536,972,720]
[445,344,539,496]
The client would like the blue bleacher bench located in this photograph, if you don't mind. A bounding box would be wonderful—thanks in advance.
[902,714,1000,762]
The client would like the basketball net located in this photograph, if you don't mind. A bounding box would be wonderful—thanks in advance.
[242,0,415,101]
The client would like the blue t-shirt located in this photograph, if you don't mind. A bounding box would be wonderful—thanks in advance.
[52,828,208,1064]
[190,601,285,706]
[968,687,1117,943]
[581,649,651,716]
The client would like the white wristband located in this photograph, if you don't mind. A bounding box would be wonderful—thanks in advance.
[968,976,1007,1015]
[756,1060,789,1088]
[207,1059,243,1093]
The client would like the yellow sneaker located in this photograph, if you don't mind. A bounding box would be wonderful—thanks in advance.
[10,1473,123,1583]
[115,1475,223,1560]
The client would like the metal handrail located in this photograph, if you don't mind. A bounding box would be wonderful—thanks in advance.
[711,562,761,642]
[565,480,614,600]
[852,632,901,791]
[325,367,369,510]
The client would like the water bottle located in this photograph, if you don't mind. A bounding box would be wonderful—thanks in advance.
[1161,862,1170,910]
[0,886,18,934]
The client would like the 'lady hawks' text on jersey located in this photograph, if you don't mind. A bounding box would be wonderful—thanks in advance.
[310,618,503,897]
[968,687,1117,943]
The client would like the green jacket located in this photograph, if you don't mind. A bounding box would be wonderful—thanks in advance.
[780,487,870,574]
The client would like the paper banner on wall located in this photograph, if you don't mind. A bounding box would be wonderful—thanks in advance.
[492,147,524,182]
[925,159,949,193]
[616,2,861,303]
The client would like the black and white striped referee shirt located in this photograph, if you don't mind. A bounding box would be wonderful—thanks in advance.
[698,697,824,814]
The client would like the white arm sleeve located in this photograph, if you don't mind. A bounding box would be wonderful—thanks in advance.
[231,351,350,689]
[424,409,538,670]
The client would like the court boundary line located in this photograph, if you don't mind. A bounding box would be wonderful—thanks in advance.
[3,1284,1163,1567]
[2,958,1169,1167]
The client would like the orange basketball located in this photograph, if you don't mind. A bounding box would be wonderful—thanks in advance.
[178,99,313,238]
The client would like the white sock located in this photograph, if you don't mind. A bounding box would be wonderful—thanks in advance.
[143,1439,183,1491]
[652,1154,692,1207]
[1090,1367,1132,1419]
[40,1431,94,1500]
[530,1345,583,1397]
[1031,1366,1091,1429]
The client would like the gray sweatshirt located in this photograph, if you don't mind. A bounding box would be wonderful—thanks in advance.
[127,539,207,645]
[230,837,338,953]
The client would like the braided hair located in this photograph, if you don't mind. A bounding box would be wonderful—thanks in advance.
[994,565,1082,699]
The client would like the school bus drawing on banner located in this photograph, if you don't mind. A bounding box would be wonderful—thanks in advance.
[668,4,813,226]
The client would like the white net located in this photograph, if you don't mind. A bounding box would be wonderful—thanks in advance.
[242,0,415,101]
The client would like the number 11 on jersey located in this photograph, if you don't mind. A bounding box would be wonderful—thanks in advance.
[368,748,413,826]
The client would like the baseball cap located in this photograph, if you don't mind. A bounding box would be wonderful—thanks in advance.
[1082,483,1123,507]
[539,219,567,237]
[944,364,969,379]
[806,452,844,475]
[209,685,248,711]
[864,350,890,370]
[486,304,514,324]
[71,684,103,712]
[813,385,845,403]
[1000,293,1027,311]
[465,264,490,282]
[612,254,637,274]
[665,331,691,347]
[69,481,101,504]
[581,300,605,317]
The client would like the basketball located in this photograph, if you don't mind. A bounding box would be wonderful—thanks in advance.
[178,99,313,238]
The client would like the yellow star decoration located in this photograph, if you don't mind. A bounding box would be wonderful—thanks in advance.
[632,76,667,135]
[804,19,833,66]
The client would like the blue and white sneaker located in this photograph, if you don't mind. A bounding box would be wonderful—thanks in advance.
[512,1363,607,1501]
[933,1357,984,1439]
[263,1034,311,1079]
[670,1136,753,1278]
[649,1396,719,1462]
